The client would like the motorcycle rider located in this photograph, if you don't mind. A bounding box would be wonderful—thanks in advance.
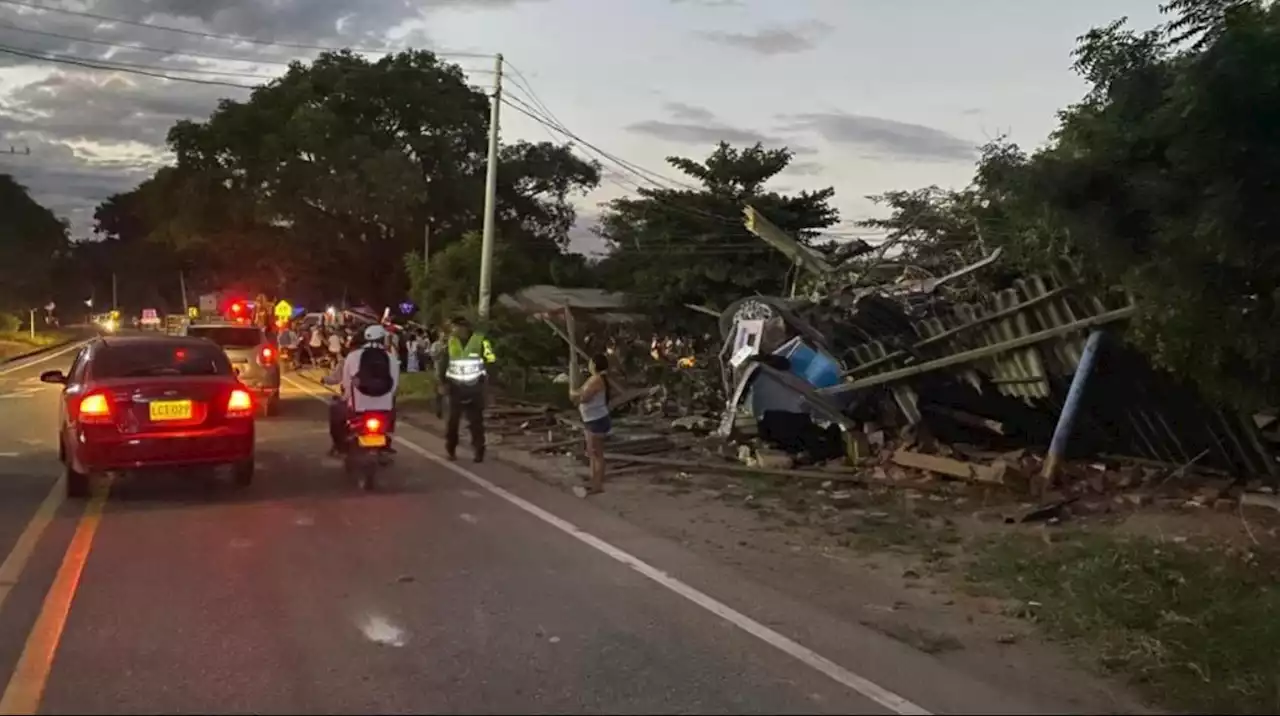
[436,315,496,462]
[321,323,400,456]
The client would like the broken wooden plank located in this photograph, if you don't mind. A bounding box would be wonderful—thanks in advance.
[890,449,1008,485]
[921,405,1006,435]
[600,452,867,483]
[840,304,1137,392]
[530,437,584,453]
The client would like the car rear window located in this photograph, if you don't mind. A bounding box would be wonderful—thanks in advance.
[92,342,232,378]
[187,326,264,348]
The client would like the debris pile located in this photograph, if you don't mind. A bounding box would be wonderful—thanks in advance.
[490,211,1278,510]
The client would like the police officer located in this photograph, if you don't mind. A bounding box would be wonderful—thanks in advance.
[437,316,496,462]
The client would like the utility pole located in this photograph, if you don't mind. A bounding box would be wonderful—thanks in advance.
[476,53,503,319]
[179,270,189,311]
[111,272,118,311]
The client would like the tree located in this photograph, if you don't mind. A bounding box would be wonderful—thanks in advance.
[595,142,839,320]
[162,49,599,308]
[927,0,1280,407]
[0,175,68,312]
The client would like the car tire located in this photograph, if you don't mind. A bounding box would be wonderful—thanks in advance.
[65,462,90,499]
[233,458,254,487]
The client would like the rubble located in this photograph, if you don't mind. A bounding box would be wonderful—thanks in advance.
[481,218,1280,527]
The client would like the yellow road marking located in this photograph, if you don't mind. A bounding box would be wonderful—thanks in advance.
[0,480,109,715]
[0,477,66,614]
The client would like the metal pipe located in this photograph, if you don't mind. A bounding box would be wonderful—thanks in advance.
[1039,329,1105,491]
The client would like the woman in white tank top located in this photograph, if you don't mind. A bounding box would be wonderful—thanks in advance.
[570,353,611,496]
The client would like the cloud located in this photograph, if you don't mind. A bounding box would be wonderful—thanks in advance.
[700,20,832,55]
[670,0,744,6]
[628,119,780,147]
[0,0,532,233]
[663,101,716,123]
[783,161,823,176]
[783,112,977,163]
[628,101,814,155]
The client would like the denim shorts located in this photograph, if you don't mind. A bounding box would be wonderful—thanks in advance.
[583,415,612,435]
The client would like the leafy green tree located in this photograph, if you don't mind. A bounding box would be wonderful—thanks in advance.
[595,142,839,321]
[935,0,1280,407]
[163,49,599,309]
[0,175,69,312]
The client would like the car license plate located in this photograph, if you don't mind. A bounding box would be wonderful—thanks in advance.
[149,400,193,421]
[357,434,387,448]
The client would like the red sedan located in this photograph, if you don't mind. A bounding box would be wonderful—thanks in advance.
[42,335,258,498]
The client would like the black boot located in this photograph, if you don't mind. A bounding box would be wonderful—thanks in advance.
[473,446,485,463]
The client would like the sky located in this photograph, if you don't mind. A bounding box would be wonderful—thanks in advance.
[0,0,1168,254]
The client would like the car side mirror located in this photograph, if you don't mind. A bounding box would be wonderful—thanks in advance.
[39,370,67,385]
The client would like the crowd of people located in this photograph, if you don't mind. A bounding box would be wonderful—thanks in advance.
[269,310,617,498]
[275,320,441,374]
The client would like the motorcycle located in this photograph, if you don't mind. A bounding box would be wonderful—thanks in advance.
[345,410,393,490]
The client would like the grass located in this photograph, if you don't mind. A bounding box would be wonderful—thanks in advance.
[967,532,1280,713]
[0,329,68,347]
[0,329,73,360]
[396,371,437,404]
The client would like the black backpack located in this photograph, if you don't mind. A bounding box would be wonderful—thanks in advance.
[355,347,394,397]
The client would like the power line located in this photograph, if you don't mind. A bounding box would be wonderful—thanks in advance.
[0,0,492,58]
[0,40,278,79]
[0,18,293,66]
[503,91,697,193]
[0,19,498,75]
[0,44,256,88]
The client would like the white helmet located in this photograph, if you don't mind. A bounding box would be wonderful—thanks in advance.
[363,324,388,343]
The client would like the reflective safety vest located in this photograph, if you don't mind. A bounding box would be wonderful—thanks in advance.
[445,333,496,385]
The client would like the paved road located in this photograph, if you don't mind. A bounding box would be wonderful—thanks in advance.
[0,344,1066,715]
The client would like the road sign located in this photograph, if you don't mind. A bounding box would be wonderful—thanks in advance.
[274,300,293,321]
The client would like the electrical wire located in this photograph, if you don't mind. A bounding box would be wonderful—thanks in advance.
[0,18,292,66]
[0,39,280,79]
[0,0,492,58]
[0,43,256,88]
[0,18,499,76]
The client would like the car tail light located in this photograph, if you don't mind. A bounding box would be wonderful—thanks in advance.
[76,392,113,424]
[363,416,384,434]
[259,345,275,365]
[226,389,254,418]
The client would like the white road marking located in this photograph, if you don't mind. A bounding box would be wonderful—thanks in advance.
[460,489,483,499]
[282,375,930,715]
[0,340,89,376]
[357,613,407,647]
[459,513,478,524]
[294,514,315,527]
[0,453,19,458]
[0,392,34,400]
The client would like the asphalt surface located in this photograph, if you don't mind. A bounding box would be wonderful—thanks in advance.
[0,343,1068,715]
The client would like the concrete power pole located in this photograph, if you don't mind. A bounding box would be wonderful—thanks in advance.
[476,53,504,319]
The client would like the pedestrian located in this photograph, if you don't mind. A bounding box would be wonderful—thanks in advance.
[307,324,324,366]
[570,352,612,497]
[327,328,343,365]
[406,331,421,373]
[437,316,496,462]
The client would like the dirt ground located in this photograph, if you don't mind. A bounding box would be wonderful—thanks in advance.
[397,403,1239,714]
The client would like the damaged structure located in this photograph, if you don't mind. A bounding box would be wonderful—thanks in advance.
[714,206,1279,490]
